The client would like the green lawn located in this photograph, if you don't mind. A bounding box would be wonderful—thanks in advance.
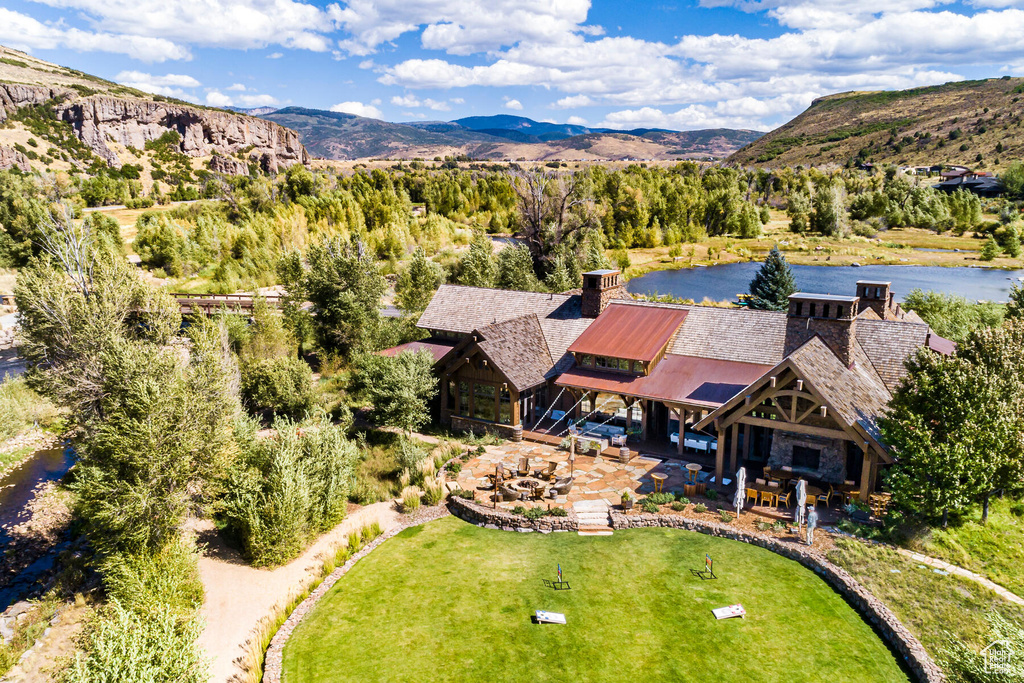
[904,496,1024,597]
[282,517,909,682]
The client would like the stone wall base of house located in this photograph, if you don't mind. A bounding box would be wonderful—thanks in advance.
[450,415,518,440]
[769,431,846,483]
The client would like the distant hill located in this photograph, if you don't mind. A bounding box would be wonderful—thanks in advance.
[728,77,1024,169]
[261,109,762,161]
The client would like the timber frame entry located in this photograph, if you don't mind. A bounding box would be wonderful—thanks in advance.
[695,360,890,501]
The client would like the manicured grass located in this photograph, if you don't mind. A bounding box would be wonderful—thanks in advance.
[282,517,908,682]
[829,537,1024,659]
[904,496,1024,597]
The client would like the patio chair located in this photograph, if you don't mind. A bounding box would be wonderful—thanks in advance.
[775,489,793,509]
[531,484,548,501]
[806,494,819,508]
[517,457,530,477]
[534,461,557,480]
[759,489,777,507]
[762,466,771,480]
[823,485,840,507]
[499,485,519,502]
[755,478,766,485]
[745,488,759,506]
[781,465,793,472]
[550,477,574,496]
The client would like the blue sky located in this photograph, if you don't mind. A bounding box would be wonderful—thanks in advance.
[2,0,1023,131]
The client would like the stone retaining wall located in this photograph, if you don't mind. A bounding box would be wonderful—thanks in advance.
[609,511,944,683]
[262,505,450,683]
[448,495,578,532]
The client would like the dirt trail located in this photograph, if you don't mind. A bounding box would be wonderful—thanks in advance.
[193,502,402,683]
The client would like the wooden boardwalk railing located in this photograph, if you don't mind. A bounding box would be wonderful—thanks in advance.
[168,293,283,315]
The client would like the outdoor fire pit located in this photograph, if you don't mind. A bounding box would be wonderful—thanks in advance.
[516,479,542,490]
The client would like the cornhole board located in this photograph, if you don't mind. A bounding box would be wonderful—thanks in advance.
[535,611,567,624]
[712,604,746,620]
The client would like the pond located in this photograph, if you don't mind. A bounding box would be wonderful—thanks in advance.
[627,263,1024,303]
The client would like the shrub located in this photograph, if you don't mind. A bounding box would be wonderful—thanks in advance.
[240,356,318,420]
[422,477,446,506]
[524,507,546,520]
[511,505,527,516]
[548,507,567,517]
[718,510,733,523]
[446,461,462,475]
[60,600,206,683]
[645,492,675,505]
[676,497,690,506]
[670,501,686,512]
[641,500,659,513]
[453,489,475,500]
[1011,502,1024,517]
[400,486,421,512]
[705,489,719,501]
[99,537,203,621]
[219,414,358,567]
[754,519,772,531]
[694,503,708,513]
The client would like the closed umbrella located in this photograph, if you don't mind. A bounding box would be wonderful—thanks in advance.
[733,467,747,516]
[795,479,807,526]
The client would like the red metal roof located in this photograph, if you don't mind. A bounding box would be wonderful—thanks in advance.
[376,339,458,363]
[567,303,688,362]
[556,354,773,408]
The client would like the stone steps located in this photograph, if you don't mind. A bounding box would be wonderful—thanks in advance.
[574,501,613,536]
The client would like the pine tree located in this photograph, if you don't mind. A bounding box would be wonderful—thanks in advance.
[1007,282,1024,322]
[747,246,796,310]
[396,248,443,312]
[981,235,1000,261]
[496,244,540,291]
[457,233,497,288]
[544,255,573,293]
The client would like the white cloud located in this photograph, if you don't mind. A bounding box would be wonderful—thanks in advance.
[451,97,465,104]
[206,90,234,107]
[226,83,247,91]
[390,94,450,110]
[566,115,588,125]
[28,0,339,55]
[237,93,280,106]
[504,98,523,110]
[329,100,383,118]
[555,94,594,108]
[115,70,201,97]
[267,52,283,59]
[332,0,597,56]
[0,8,190,61]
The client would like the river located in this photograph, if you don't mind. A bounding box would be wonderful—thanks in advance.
[0,446,75,610]
[627,263,1024,303]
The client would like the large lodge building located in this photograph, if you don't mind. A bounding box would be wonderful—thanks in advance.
[381,271,954,501]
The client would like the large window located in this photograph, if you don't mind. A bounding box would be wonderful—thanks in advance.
[579,354,594,367]
[792,445,821,471]
[473,383,496,422]
[499,388,512,425]
[596,356,613,369]
[447,380,457,411]
[458,381,470,416]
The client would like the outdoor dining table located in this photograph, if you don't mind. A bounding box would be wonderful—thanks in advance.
[767,469,796,487]
[685,463,702,483]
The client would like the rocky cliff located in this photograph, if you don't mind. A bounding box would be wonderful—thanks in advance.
[0,83,308,173]
[0,145,30,172]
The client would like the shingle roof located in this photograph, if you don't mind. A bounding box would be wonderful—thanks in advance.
[417,285,575,334]
[786,336,892,445]
[854,319,933,392]
[474,314,553,392]
[376,339,457,362]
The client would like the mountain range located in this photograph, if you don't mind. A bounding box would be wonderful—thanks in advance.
[259,108,763,161]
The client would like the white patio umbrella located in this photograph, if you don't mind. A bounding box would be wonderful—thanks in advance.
[795,479,807,526]
[733,467,747,515]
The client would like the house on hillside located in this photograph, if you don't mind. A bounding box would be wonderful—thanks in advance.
[380,271,953,500]
[933,169,1003,197]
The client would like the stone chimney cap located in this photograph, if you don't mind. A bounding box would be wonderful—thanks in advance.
[856,280,892,287]
[789,292,858,303]
[584,269,620,276]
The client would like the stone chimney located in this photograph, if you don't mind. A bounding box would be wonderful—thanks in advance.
[581,269,624,318]
[785,293,859,367]
[856,280,903,320]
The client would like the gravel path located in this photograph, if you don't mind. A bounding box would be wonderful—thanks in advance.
[193,502,402,683]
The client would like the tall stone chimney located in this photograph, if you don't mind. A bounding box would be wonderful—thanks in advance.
[855,280,903,320]
[581,269,624,318]
[785,293,859,367]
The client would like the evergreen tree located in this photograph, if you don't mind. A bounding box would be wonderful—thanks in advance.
[496,243,541,291]
[396,248,443,312]
[544,255,574,293]
[1004,227,1022,258]
[981,236,1000,261]
[581,231,609,271]
[1007,282,1024,322]
[747,246,796,311]
[457,232,497,288]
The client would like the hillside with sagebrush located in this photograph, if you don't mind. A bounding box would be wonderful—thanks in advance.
[729,77,1024,170]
